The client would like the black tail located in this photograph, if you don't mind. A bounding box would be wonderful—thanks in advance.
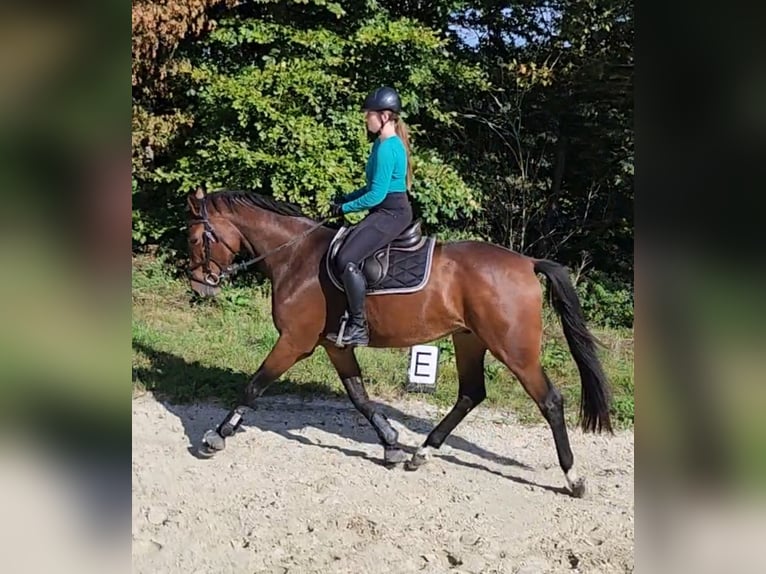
[534,259,613,433]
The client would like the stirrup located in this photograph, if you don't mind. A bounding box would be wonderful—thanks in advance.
[326,312,368,348]
[327,311,350,348]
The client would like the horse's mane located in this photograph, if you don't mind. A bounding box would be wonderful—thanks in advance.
[207,189,313,219]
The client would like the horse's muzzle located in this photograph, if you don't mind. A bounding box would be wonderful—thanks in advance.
[190,277,221,298]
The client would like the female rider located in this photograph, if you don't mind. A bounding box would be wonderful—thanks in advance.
[327,86,414,347]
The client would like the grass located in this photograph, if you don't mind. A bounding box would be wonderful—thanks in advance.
[132,253,634,429]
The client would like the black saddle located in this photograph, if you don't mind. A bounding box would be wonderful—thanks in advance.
[387,219,423,249]
[328,219,427,287]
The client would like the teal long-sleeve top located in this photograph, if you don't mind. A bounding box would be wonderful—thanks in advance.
[341,134,408,213]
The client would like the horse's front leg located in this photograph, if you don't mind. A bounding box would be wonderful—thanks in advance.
[324,345,409,465]
[199,335,314,456]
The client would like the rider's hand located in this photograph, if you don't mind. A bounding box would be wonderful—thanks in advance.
[329,202,344,218]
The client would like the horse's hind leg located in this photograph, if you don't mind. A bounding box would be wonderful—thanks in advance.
[325,345,409,465]
[406,332,487,470]
[529,367,583,497]
[490,342,584,497]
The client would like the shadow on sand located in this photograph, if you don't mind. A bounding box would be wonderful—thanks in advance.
[134,342,569,495]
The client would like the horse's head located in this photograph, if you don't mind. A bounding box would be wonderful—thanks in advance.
[186,187,242,297]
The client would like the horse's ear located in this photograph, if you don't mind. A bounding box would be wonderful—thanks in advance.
[187,187,204,217]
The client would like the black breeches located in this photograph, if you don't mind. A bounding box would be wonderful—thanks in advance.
[335,193,412,272]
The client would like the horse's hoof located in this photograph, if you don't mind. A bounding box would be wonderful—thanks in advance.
[568,476,586,498]
[383,446,409,466]
[404,447,431,471]
[199,429,225,457]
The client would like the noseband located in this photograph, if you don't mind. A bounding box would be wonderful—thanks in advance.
[187,198,330,287]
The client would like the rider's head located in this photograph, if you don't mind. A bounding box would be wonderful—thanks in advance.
[362,86,402,134]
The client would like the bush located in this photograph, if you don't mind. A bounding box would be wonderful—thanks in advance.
[576,271,634,328]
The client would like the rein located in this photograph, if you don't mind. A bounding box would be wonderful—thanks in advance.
[188,199,331,286]
[223,218,329,278]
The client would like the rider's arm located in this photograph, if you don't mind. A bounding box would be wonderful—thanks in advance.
[341,186,367,203]
[341,142,395,213]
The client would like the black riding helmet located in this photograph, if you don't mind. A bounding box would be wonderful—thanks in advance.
[361,86,402,113]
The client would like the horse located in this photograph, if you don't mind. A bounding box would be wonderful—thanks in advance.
[185,186,612,497]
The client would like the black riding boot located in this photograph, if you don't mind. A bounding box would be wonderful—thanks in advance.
[331,262,369,347]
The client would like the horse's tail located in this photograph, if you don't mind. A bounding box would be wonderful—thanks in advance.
[533,259,613,433]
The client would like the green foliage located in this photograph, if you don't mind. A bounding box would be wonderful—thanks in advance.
[132,177,180,247]
[610,393,634,426]
[608,357,634,425]
[137,1,486,237]
[576,271,634,328]
[409,150,481,229]
[132,178,148,245]
[433,336,456,360]
[541,337,573,373]
[132,0,633,323]
[437,0,633,280]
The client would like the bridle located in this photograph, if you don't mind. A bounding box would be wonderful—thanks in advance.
[187,198,330,287]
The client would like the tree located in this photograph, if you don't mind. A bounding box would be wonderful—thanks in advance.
[133,0,486,248]
[131,0,634,319]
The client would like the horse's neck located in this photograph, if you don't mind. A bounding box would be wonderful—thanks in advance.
[232,208,316,278]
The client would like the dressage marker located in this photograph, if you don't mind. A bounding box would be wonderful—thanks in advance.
[406,344,439,394]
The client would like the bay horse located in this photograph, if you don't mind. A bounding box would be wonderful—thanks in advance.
[185,187,612,497]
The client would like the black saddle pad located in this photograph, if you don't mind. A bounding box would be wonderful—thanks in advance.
[326,228,436,296]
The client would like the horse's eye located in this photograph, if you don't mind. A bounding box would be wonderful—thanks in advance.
[190,237,202,246]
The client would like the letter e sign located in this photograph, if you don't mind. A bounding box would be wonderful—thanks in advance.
[407,345,439,387]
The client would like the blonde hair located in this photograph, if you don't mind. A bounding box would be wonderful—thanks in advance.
[392,115,413,190]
